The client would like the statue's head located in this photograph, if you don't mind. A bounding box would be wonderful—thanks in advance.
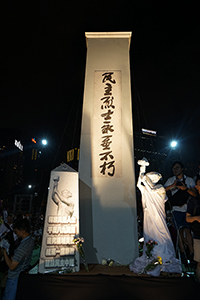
[146,172,162,184]
[61,189,72,198]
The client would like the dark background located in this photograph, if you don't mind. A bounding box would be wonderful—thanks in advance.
[1,0,200,168]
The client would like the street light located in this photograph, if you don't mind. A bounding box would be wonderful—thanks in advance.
[42,139,48,146]
[170,141,177,148]
[169,140,181,160]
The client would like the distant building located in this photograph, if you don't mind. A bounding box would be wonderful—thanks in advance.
[66,148,79,171]
[23,140,42,189]
[0,129,24,207]
[134,129,169,181]
[66,130,170,180]
[134,129,198,180]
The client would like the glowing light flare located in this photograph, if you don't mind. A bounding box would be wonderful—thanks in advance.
[170,141,177,148]
[42,139,48,146]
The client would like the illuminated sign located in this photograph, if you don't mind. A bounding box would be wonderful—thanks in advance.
[142,128,157,136]
[67,149,79,163]
[92,71,122,177]
[31,149,37,160]
[67,150,74,162]
[14,140,23,151]
[32,138,37,143]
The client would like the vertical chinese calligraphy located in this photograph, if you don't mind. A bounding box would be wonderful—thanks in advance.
[100,72,116,176]
[93,71,122,178]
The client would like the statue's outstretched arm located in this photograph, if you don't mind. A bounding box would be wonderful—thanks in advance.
[52,191,59,205]
[137,158,149,191]
[51,177,60,205]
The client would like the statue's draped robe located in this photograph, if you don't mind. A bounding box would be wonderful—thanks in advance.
[130,176,182,276]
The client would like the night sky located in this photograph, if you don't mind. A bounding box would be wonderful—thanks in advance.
[1,0,200,165]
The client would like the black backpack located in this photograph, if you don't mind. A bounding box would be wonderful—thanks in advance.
[190,197,200,236]
[169,189,189,207]
[168,177,189,207]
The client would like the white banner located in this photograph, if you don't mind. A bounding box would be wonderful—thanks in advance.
[92,71,122,178]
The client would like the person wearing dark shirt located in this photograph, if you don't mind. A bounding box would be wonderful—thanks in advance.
[186,177,200,283]
[164,161,197,263]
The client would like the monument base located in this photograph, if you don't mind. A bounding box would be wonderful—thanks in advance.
[16,264,199,300]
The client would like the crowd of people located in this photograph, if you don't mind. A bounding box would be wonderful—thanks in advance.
[164,160,200,282]
[0,213,43,299]
[136,159,200,282]
[0,159,199,299]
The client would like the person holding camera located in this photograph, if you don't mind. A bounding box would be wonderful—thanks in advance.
[164,161,197,264]
[2,218,34,300]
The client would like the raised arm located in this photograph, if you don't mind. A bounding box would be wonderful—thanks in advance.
[137,158,149,191]
[51,177,60,206]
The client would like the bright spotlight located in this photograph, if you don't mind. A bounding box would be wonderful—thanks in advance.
[42,139,48,146]
[171,141,177,148]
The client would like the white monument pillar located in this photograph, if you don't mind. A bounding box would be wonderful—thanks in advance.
[79,32,138,265]
[39,164,79,273]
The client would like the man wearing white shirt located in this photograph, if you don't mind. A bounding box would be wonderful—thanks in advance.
[164,161,197,263]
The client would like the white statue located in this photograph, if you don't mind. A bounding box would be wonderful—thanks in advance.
[52,176,75,217]
[130,158,182,276]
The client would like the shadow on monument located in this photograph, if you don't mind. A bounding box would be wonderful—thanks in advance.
[79,179,98,263]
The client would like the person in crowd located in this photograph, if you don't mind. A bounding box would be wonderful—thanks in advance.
[164,161,197,264]
[2,209,8,224]
[0,230,15,297]
[193,161,200,183]
[2,218,34,300]
[0,214,18,242]
[186,176,200,283]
